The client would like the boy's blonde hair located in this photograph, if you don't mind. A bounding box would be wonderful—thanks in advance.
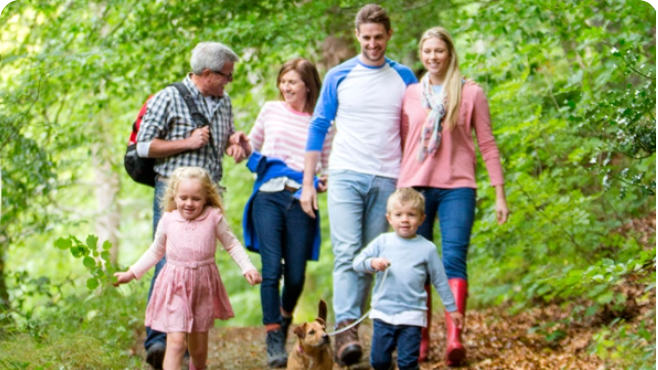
[386,188,425,216]
[161,167,224,212]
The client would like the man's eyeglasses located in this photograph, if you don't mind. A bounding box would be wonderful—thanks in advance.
[211,69,233,81]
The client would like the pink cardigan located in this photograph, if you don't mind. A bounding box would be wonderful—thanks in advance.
[398,83,504,189]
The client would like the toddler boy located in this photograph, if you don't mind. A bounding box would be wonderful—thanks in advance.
[353,188,464,370]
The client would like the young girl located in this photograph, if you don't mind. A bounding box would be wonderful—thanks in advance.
[114,166,262,370]
[398,27,509,365]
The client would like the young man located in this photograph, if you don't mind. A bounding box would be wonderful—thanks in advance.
[300,4,417,366]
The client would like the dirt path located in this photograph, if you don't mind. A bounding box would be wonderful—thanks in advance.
[140,304,610,370]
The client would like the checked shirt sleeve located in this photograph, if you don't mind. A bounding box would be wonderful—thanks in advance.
[137,88,173,144]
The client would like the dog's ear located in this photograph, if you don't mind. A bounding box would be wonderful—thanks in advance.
[315,317,326,328]
[318,300,327,322]
[293,323,307,339]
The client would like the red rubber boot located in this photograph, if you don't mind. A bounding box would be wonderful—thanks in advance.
[445,278,467,366]
[419,283,432,362]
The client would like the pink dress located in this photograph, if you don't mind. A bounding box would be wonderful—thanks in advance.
[129,206,256,333]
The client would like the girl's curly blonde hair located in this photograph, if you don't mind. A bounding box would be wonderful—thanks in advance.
[160,167,224,213]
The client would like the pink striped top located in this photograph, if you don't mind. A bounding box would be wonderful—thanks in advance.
[249,101,334,173]
[398,83,504,189]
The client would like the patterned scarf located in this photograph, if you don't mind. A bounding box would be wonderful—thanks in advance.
[416,74,447,162]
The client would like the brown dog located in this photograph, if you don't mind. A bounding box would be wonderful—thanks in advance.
[286,300,334,370]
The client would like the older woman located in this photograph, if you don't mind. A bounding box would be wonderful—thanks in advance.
[398,27,509,366]
[242,58,334,368]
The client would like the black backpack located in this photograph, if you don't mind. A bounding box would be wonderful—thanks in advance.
[124,83,213,187]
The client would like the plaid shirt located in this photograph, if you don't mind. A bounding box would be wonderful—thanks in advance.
[137,75,235,182]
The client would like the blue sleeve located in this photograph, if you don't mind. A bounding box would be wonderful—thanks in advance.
[352,235,381,274]
[428,245,457,312]
[389,59,418,86]
[306,60,355,151]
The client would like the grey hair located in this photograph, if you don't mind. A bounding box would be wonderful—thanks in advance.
[190,42,239,75]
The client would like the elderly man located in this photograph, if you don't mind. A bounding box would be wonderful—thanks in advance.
[136,41,246,369]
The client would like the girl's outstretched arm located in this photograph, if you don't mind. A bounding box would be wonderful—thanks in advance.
[216,215,260,281]
[113,270,136,286]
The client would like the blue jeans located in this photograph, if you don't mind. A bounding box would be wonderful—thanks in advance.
[251,190,315,325]
[370,319,421,370]
[414,187,476,280]
[328,170,396,323]
[144,179,167,350]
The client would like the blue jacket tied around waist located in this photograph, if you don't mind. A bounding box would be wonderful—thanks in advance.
[243,151,322,261]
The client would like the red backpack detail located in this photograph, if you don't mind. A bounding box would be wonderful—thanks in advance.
[128,95,153,146]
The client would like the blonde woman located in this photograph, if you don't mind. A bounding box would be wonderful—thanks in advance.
[398,27,509,366]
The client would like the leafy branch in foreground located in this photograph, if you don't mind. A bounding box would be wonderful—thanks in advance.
[54,235,117,289]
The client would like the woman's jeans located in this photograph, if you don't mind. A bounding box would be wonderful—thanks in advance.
[328,170,397,323]
[414,187,476,280]
[144,179,167,350]
[370,319,421,370]
[252,190,315,325]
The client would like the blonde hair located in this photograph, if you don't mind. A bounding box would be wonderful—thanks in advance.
[386,188,425,216]
[419,27,462,131]
[161,167,224,213]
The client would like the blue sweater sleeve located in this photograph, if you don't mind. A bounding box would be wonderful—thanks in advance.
[428,247,457,312]
[352,236,381,273]
[306,59,356,151]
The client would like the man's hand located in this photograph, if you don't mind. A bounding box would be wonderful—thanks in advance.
[448,311,464,329]
[187,126,210,150]
[244,269,262,285]
[300,185,318,219]
[229,131,252,158]
[226,144,246,163]
[370,258,390,271]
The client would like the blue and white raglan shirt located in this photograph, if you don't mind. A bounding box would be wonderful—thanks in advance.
[306,57,417,179]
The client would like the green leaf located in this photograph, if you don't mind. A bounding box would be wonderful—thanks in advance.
[86,278,100,290]
[54,237,72,250]
[86,235,99,250]
[71,246,85,258]
[102,240,112,251]
[83,256,96,269]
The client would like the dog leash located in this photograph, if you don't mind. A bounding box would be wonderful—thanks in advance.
[326,266,390,337]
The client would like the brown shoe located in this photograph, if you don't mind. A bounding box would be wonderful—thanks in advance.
[334,320,362,366]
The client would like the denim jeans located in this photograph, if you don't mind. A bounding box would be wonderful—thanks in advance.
[251,190,315,325]
[328,169,396,323]
[370,319,421,370]
[144,179,167,350]
[414,187,476,280]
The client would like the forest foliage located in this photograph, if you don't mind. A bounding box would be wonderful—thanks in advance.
[0,0,655,368]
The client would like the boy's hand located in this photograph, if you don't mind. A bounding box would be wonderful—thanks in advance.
[370,258,391,271]
[244,269,262,286]
[113,271,136,286]
[448,311,464,329]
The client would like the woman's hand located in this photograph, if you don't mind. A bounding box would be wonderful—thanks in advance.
[317,175,328,193]
[244,269,262,285]
[113,270,136,286]
[370,258,391,271]
[494,184,509,224]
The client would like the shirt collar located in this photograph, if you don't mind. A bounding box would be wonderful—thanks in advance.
[173,206,212,222]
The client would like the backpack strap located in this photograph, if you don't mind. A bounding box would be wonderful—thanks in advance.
[170,82,210,128]
[169,82,220,160]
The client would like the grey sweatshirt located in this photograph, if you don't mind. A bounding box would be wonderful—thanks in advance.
[353,232,457,315]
